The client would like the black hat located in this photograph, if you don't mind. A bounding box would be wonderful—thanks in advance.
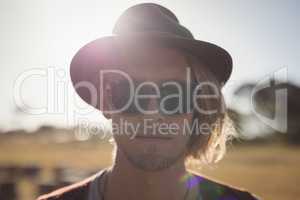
[70,3,232,110]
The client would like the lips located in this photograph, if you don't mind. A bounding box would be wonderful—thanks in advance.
[134,134,173,140]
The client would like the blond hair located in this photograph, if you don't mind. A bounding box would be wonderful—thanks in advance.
[183,52,236,166]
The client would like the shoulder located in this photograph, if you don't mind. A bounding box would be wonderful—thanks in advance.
[190,171,261,200]
[36,170,106,200]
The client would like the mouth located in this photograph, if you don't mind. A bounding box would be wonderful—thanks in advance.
[134,135,173,140]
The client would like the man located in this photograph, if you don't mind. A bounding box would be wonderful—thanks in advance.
[38,3,260,200]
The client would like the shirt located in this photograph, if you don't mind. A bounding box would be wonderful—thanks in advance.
[37,169,260,200]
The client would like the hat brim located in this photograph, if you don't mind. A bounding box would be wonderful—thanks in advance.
[70,32,232,110]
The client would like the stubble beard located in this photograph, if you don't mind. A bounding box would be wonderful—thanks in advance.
[118,143,187,171]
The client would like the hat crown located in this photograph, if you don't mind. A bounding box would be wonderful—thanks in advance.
[113,3,194,38]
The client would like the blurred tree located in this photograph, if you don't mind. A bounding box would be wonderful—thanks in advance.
[230,81,300,145]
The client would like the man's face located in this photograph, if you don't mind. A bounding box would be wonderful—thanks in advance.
[109,44,194,171]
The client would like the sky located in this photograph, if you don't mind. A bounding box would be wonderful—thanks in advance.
[0,0,299,131]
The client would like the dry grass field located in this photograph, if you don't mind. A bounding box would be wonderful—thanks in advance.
[0,134,299,200]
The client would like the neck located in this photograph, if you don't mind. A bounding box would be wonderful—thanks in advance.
[104,148,190,200]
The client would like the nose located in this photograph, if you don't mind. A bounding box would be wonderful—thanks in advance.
[146,97,166,123]
[147,96,159,112]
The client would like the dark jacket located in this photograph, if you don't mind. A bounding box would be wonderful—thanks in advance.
[37,169,260,200]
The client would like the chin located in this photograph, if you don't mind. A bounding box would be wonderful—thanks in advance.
[122,145,186,171]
